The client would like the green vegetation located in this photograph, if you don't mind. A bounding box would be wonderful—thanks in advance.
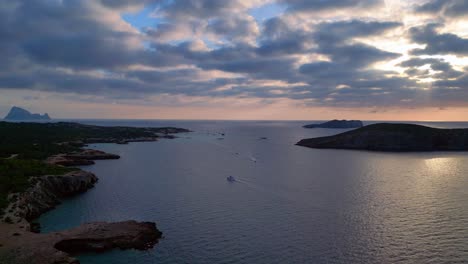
[0,121,187,159]
[0,121,188,211]
[0,159,76,210]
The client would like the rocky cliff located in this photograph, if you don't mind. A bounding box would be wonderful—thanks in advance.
[0,170,163,264]
[0,221,162,264]
[2,170,98,226]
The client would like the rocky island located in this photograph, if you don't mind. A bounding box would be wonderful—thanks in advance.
[303,119,363,129]
[297,123,468,151]
[4,106,51,121]
[0,121,190,263]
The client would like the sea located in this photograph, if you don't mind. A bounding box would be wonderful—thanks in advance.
[37,120,468,264]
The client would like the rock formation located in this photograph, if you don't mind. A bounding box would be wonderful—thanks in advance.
[0,170,163,264]
[0,221,162,264]
[4,106,51,121]
[2,170,98,225]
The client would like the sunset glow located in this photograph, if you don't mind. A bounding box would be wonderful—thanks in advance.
[0,0,466,120]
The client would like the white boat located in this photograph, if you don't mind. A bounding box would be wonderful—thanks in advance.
[227,176,235,182]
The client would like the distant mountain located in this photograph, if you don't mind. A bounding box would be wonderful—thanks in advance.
[303,119,363,129]
[4,106,51,120]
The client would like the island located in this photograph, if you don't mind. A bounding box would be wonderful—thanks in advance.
[296,123,468,151]
[0,121,190,264]
[4,106,51,121]
[303,119,363,129]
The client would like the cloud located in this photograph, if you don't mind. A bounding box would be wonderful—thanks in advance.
[153,0,265,19]
[279,0,382,12]
[409,23,468,55]
[0,0,147,70]
[414,0,468,18]
[206,14,260,44]
[0,0,467,114]
[398,57,464,79]
[256,17,312,56]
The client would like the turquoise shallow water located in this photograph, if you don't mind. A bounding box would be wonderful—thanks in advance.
[39,120,468,264]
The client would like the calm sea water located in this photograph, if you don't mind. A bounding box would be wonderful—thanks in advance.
[39,120,468,264]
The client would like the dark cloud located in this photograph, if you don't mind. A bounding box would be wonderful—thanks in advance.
[313,20,401,44]
[320,43,400,67]
[200,57,298,82]
[399,58,463,79]
[99,0,153,9]
[0,0,143,69]
[155,0,247,19]
[409,24,468,55]
[256,17,312,56]
[206,15,259,44]
[434,74,468,90]
[414,0,468,17]
[279,0,382,12]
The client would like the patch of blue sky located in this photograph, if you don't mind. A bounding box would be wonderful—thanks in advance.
[122,6,163,29]
[249,3,286,22]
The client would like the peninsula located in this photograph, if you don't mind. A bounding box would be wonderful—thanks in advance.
[4,106,51,121]
[296,123,468,151]
[0,121,190,263]
[303,119,363,129]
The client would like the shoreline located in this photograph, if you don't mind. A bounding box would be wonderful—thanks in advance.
[0,122,190,264]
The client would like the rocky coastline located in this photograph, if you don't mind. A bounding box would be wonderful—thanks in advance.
[0,220,162,264]
[2,170,98,226]
[0,153,163,264]
[46,149,120,166]
[0,122,190,264]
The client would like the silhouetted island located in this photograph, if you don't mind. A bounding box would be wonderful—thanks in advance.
[303,119,363,129]
[4,106,51,120]
[297,123,468,151]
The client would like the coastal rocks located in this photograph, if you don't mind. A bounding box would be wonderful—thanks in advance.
[66,149,120,160]
[46,155,95,166]
[303,119,363,129]
[296,123,468,151]
[54,221,162,253]
[0,221,162,264]
[46,149,120,166]
[84,137,158,144]
[2,171,98,224]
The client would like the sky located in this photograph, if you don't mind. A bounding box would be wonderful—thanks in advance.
[0,0,467,120]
